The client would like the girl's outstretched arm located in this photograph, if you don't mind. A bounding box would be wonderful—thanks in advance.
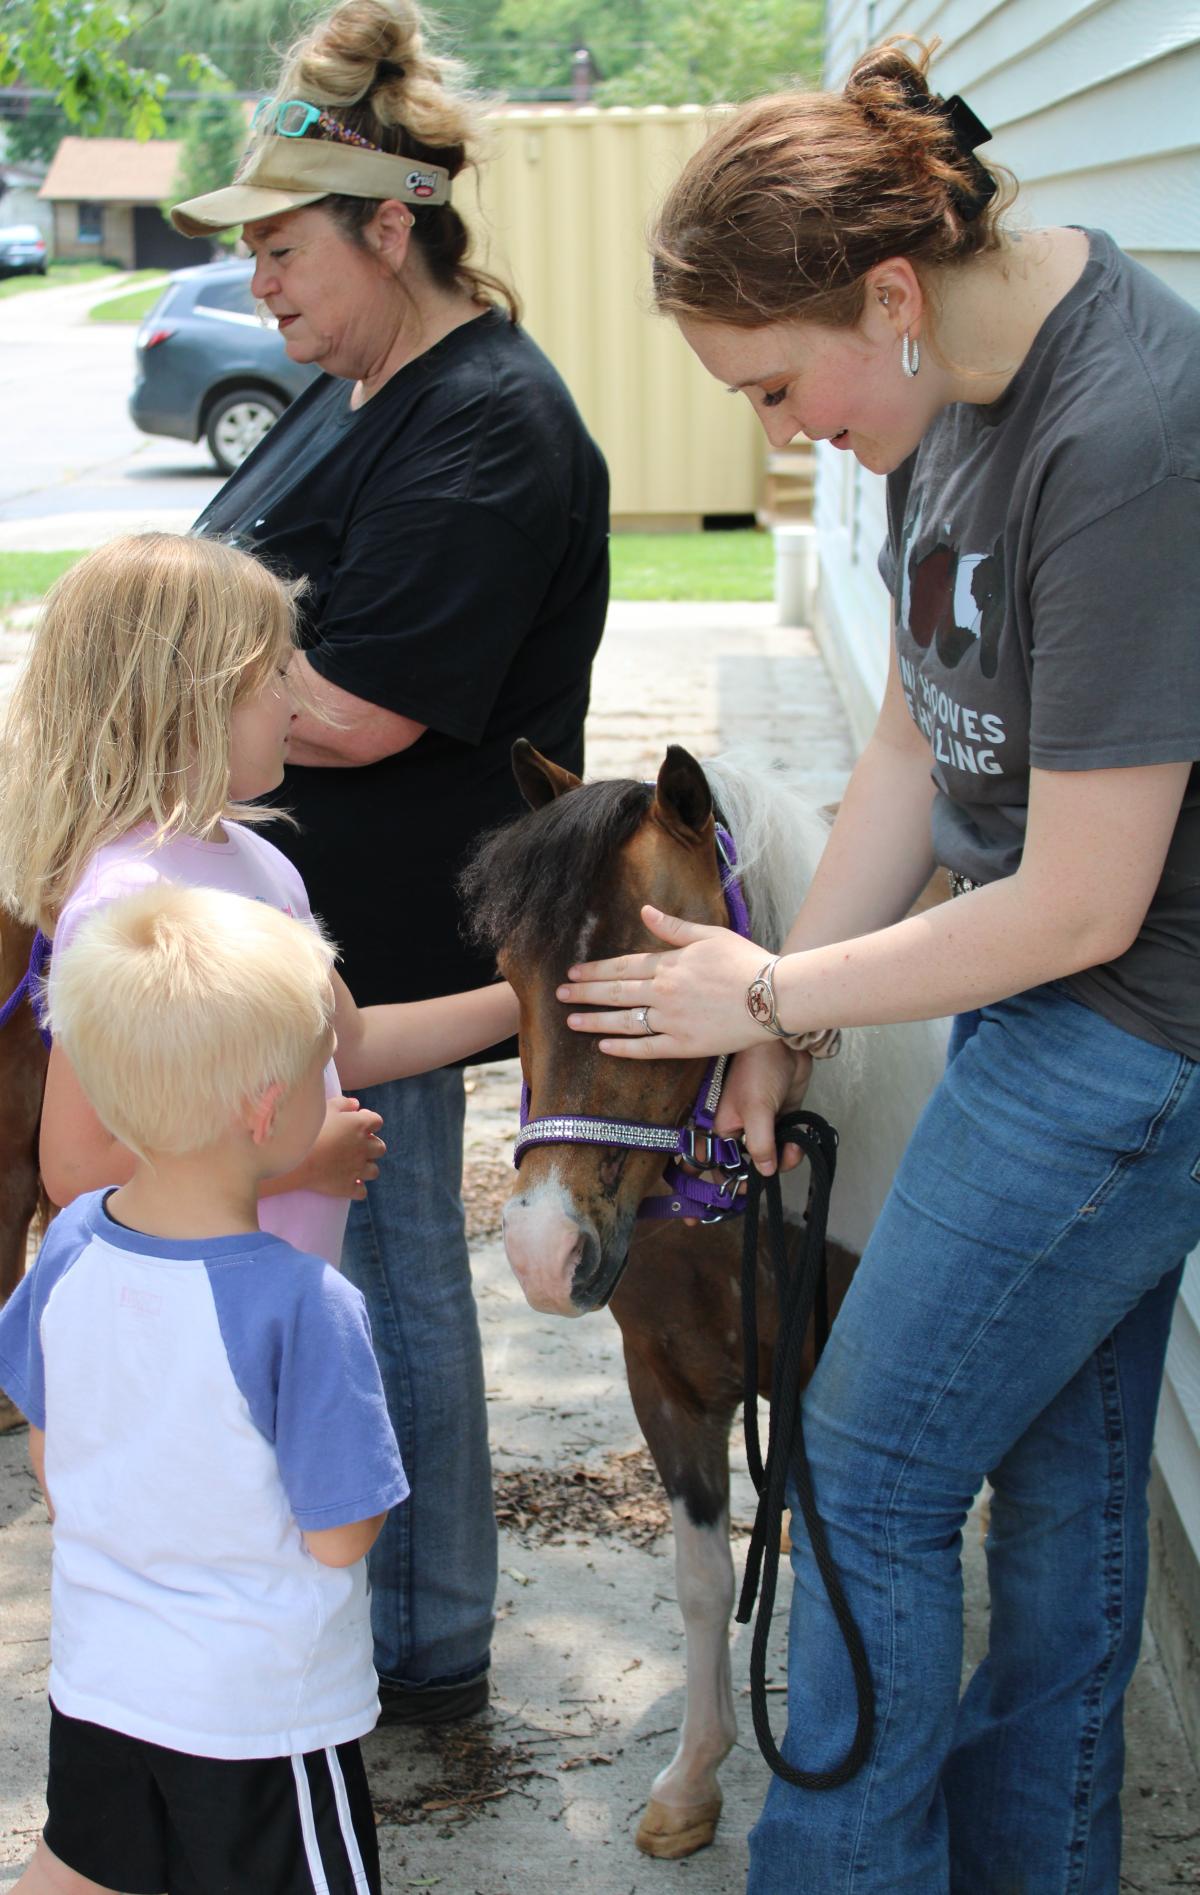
[331,973,519,1090]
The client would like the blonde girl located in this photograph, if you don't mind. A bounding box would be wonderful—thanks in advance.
[0,531,516,1267]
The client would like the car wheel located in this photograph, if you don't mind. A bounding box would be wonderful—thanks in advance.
[205,388,284,475]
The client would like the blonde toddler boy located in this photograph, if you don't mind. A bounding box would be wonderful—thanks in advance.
[0,884,406,1895]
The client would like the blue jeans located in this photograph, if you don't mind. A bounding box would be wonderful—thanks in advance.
[747,984,1200,1894]
[340,1068,496,1690]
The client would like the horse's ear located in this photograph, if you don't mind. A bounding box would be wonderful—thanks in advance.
[654,745,713,842]
[512,739,582,810]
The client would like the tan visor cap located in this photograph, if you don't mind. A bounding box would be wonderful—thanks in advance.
[171,135,452,237]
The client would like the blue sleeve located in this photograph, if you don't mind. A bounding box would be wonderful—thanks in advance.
[0,1197,95,1426]
[207,1250,408,1532]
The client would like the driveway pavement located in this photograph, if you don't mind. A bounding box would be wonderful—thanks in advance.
[0,273,221,532]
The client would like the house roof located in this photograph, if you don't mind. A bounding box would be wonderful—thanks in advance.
[40,137,183,204]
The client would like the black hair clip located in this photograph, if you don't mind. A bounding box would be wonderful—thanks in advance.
[936,94,992,154]
[928,92,997,219]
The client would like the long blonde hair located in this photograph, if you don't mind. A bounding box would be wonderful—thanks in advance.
[0,533,300,934]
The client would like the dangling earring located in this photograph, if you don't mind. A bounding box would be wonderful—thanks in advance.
[902,330,921,378]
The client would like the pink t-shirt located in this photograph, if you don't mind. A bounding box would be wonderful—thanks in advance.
[54,822,350,1268]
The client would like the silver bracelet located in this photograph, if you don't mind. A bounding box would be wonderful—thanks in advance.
[745,957,842,1058]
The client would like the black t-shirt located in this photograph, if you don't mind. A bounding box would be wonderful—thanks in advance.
[196,308,609,1008]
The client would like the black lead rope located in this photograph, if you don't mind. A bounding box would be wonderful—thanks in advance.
[736,1109,875,1790]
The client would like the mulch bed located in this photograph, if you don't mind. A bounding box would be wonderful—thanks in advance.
[462,1148,515,1243]
[371,1721,547,1829]
[494,1444,671,1550]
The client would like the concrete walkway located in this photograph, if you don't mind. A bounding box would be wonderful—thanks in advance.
[1,594,1198,1890]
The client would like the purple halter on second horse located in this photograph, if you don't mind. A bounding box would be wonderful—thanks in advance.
[514,821,752,1224]
[0,928,51,1050]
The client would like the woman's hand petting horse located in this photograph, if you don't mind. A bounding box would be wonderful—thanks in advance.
[560,905,770,1058]
[560,910,814,1176]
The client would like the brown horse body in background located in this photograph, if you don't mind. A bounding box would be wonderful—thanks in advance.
[0,913,49,1434]
[462,743,949,1859]
[0,914,46,1309]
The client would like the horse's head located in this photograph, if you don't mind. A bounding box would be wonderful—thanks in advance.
[460,743,728,1316]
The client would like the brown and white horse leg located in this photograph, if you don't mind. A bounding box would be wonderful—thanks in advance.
[618,1332,740,1859]
[636,1489,738,1858]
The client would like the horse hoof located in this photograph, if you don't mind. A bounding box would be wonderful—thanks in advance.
[635,1795,722,1858]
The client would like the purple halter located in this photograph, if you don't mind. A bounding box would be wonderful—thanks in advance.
[0,927,52,1050]
[514,820,752,1224]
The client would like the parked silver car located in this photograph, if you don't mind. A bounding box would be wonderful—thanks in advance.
[129,258,320,475]
[0,224,48,275]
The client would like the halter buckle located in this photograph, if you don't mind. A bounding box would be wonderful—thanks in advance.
[699,1171,749,1222]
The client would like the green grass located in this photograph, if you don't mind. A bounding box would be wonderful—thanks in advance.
[0,551,84,607]
[0,530,774,612]
[610,529,773,601]
[0,260,123,301]
[88,277,168,323]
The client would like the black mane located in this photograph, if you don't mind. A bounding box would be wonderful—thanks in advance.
[459,778,653,968]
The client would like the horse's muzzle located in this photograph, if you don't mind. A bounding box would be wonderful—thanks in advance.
[503,1180,628,1316]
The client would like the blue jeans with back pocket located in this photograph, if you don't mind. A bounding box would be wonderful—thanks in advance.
[747,983,1200,1894]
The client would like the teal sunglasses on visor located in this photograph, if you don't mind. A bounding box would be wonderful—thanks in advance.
[252,98,380,150]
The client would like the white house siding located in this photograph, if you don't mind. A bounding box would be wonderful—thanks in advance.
[817,0,1200,1749]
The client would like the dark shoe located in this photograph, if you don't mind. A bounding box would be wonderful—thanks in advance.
[377,1674,489,1728]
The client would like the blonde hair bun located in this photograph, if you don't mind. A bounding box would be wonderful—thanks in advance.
[278,0,477,166]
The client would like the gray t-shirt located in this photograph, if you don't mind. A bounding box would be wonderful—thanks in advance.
[880,229,1200,1059]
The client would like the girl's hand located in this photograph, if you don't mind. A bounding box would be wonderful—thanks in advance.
[302,1096,386,1200]
[714,1042,813,1178]
[557,906,772,1059]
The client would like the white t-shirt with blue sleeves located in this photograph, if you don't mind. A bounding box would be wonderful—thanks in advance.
[0,1192,408,1760]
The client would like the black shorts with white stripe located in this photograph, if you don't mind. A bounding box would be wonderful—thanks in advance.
[43,1702,383,1895]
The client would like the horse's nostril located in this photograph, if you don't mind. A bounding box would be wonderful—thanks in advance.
[568,1222,603,1306]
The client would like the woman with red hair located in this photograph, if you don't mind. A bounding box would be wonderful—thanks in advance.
[561,42,1200,1892]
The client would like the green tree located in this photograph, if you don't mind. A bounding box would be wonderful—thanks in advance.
[472,0,821,102]
[0,0,169,138]
[2,96,70,167]
[480,0,651,96]
[127,0,328,95]
[167,70,246,245]
[597,0,823,104]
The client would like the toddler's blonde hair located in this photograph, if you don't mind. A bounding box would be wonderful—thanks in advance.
[48,883,336,1159]
[0,533,301,934]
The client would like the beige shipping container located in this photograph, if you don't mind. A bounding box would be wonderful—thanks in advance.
[461,106,765,525]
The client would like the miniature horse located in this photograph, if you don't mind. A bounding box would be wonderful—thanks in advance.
[461,742,949,1859]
